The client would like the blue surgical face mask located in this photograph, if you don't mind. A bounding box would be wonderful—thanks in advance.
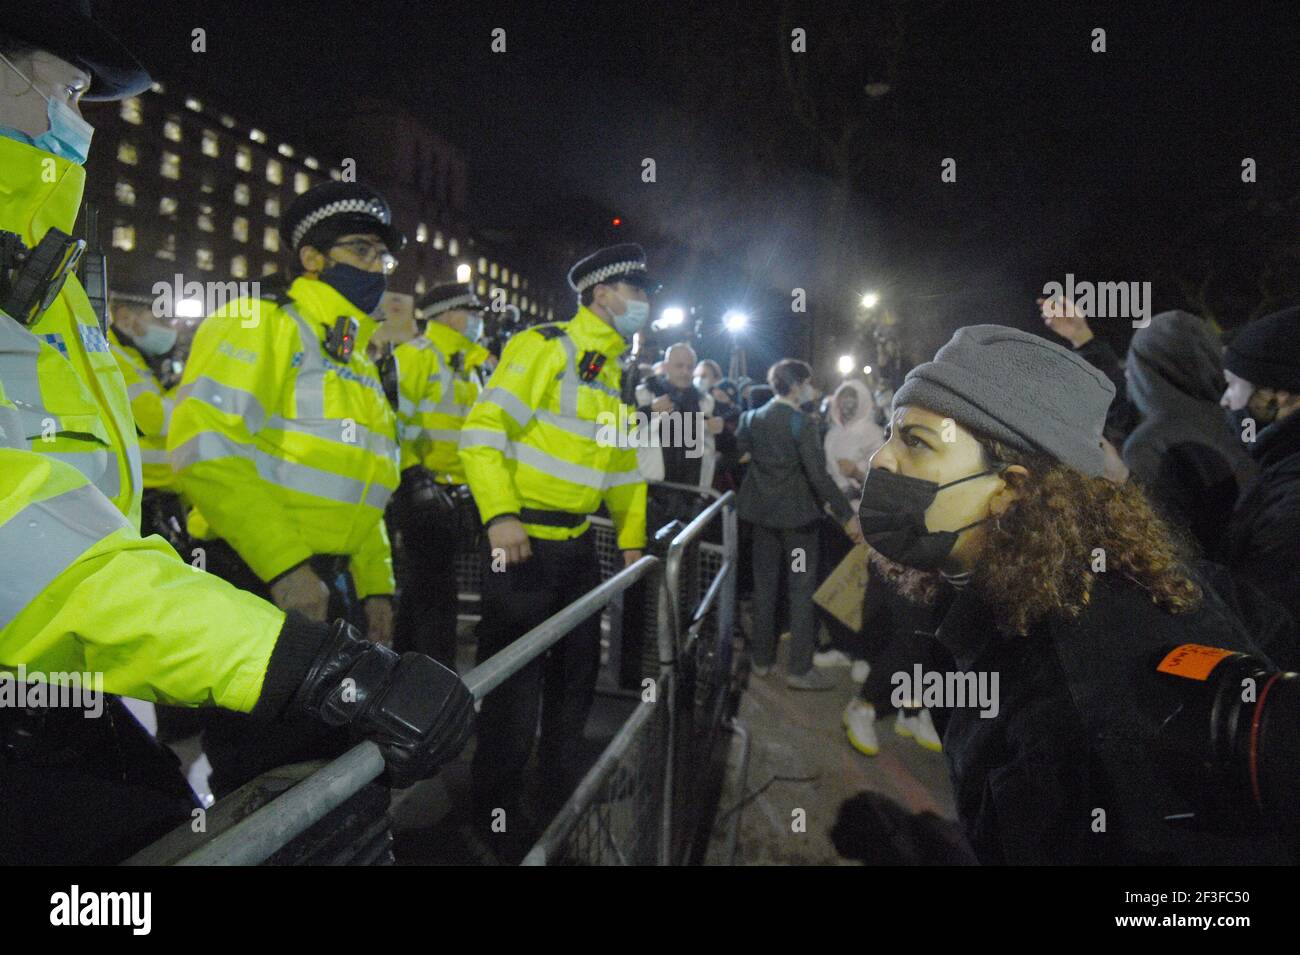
[463,312,484,342]
[320,260,387,315]
[134,323,178,356]
[0,55,94,165]
[612,294,650,339]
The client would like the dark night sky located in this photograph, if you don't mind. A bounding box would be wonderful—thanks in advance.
[96,0,1298,372]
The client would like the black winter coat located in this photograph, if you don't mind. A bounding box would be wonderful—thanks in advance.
[928,575,1289,865]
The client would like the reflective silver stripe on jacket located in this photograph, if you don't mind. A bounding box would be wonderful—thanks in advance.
[478,386,532,430]
[0,312,60,431]
[0,482,131,629]
[458,427,609,491]
[139,448,170,465]
[126,379,161,401]
[171,431,392,510]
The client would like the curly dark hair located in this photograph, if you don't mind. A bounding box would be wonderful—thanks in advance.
[969,434,1202,634]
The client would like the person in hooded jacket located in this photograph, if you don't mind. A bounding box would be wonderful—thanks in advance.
[1121,310,1256,555]
[858,324,1287,864]
[824,379,885,503]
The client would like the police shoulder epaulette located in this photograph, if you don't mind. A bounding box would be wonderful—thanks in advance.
[528,323,568,340]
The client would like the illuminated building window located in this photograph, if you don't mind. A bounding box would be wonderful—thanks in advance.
[530,302,538,315]
[231,255,248,278]
[163,118,182,142]
[262,260,279,277]
[329,168,342,181]
[416,223,428,243]
[111,224,135,251]
[278,143,294,158]
[547,307,554,320]
[117,141,138,165]
[266,159,282,185]
[185,97,202,112]
[202,130,220,157]
[293,171,310,194]
[264,195,281,218]
[119,98,143,125]
[511,273,519,289]
[155,233,176,261]
[233,182,250,206]
[232,216,249,242]
[219,114,236,129]
[235,145,252,172]
[476,279,486,296]
[432,231,444,251]
[414,277,427,295]
[521,296,528,311]
[197,210,214,233]
[263,226,280,252]
[249,128,267,144]
[114,180,135,206]
[510,292,518,306]
[477,257,487,274]
[160,151,181,179]
[490,262,500,280]
[197,248,215,271]
[199,174,215,194]
[448,238,458,257]
[150,81,164,94]
[304,156,320,170]
[158,196,178,216]
[501,267,510,285]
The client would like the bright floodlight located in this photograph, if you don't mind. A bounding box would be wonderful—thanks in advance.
[837,354,855,375]
[456,263,472,283]
[722,310,749,332]
[660,306,685,327]
[175,297,204,319]
[861,291,880,309]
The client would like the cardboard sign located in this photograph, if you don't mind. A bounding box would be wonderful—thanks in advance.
[813,543,869,633]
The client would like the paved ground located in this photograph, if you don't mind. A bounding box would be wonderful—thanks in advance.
[701,631,958,866]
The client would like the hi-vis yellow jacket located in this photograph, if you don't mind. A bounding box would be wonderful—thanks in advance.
[394,319,490,483]
[169,276,401,597]
[108,328,177,491]
[460,305,647,550]
[0,135,142,526]
[0,135,284,711]
[0,445,283,710]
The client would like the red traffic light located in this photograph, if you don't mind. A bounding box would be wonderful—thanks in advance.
[611,217,622,227]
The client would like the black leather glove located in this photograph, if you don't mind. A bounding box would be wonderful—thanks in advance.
[292,620,475,787]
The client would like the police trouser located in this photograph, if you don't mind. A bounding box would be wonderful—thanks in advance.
[470,526,602,826]
[394,490,467,669]
[199,541,364,799]
[0,697,199,864]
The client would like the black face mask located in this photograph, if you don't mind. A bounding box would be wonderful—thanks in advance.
[857,466,1001,571]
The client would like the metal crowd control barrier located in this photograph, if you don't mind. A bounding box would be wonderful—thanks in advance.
[124,556,661,866]
[522,488,744,866]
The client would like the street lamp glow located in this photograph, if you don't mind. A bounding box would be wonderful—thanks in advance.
[722,310,749,332]
[659,306,685,327]
[862,364,873,375]
[456,263,471,283]
[837,354,855,375]
[861,291,880,309]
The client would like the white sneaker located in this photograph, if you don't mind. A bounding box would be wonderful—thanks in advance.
[894,708,942,753]
[813,649,852,668]
[850,660,870,684]
[842,701,879,756]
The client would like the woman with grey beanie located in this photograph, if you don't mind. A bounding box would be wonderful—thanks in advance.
[856,324,1286,864]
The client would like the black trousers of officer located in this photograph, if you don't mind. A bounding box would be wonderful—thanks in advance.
[470,529,602,826]
[394,501,462,669]
[199,540,363,799]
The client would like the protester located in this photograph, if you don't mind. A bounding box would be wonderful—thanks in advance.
[737,359,862,689]
[824,379,885,504]
[859,324,1283,863]
[1220,305,1300,662]
[1122,310,1257,554]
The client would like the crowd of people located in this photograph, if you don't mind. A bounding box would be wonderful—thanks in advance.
[2,5,1296,869]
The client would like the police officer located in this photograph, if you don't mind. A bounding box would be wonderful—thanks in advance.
[0,2,473,863]
[169,180,416,795]
[460,243,650,847]
[392,281,492,667]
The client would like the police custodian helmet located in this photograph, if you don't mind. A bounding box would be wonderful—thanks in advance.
[281,181,407,257]
[567,243,656,295]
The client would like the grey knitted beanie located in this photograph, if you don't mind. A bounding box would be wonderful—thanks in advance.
[892,324,1115,476]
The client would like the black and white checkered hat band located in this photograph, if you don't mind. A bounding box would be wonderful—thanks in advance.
[419,293,479,319]
[574,259,644,293]
[291,198,389,249]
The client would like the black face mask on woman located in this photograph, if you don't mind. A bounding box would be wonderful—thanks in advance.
[857,466,1002,571]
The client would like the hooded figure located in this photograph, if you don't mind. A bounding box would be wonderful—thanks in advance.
[824,379,885,503]
[1121,311,1257,554]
